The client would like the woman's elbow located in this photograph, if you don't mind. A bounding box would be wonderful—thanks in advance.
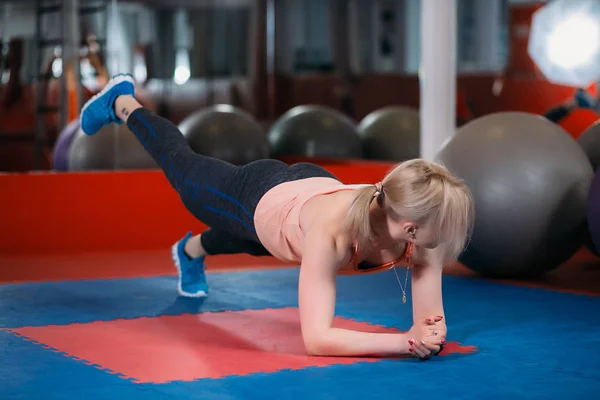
[303,333,331,356]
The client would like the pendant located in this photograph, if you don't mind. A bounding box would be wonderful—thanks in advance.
[402,295,407,304]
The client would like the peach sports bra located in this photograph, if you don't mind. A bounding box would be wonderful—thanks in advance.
[341,241,415,275]
[253,177,415,272]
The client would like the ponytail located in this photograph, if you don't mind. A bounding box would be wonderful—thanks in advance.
[346,184,380,247]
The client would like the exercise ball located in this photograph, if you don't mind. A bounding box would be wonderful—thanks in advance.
[178,104,269,165]
[68,123,157,171]
[358,106,420,161]
[577,119,600,171]
[53,119,80,171]
[436,112,594,278]
[268,105,362,159]
[588,171,600,256]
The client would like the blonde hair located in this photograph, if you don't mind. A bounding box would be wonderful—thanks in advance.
[346,158,474,263]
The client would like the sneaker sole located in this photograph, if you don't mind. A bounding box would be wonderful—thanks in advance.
[170,242,208,298]
[80,74,136,132]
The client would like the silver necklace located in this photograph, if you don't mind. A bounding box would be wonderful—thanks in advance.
[392,266,410,304]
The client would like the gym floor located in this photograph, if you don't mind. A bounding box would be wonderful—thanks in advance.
[2,169,600,399]
[2,247,600,399]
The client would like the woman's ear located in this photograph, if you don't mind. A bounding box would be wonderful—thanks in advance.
[402,222,418,239]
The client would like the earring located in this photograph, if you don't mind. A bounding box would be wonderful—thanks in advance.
[408,227,416,240]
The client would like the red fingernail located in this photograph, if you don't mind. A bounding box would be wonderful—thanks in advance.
[437,316,443,319]
[426,319,431,323]
[408,340,414,345]
[408,348,413,352]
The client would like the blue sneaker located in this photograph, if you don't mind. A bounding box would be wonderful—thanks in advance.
[171,232,209,297]
[80,73,136,135]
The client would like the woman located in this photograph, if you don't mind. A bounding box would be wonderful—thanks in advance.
[81,74,475,360]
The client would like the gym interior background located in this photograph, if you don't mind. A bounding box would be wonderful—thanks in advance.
[1,0,600,399]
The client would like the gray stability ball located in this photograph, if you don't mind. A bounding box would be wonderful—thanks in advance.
[436,112,594,278]
[358,106,420,161]
[178,105,270,166]
[68,123,157,171]
[268,105,363,159]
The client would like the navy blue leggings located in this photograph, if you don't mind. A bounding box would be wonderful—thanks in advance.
[126,108,338,256]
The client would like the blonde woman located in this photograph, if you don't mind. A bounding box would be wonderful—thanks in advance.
[81,74,475,360]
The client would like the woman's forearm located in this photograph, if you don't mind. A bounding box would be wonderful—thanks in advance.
[305,328,409,357]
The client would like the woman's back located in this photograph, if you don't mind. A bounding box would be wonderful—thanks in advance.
[253,177,367,263]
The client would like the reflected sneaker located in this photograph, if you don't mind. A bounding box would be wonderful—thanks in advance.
[171,232,209,297]
[80,73,136,136]
[574,88,597,110]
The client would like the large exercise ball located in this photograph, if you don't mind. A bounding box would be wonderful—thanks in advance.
[68,123,157,171]
[588,171,600,256]
[577,119,600,171]
[178,104,269,165]
[268,105,362,159]
[53,119,80,171]
[358,106,420,161]
[436,112,594,278]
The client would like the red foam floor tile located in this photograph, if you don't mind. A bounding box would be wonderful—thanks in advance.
[10,307,475,384]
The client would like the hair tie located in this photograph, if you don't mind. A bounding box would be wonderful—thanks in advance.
[373,182,383,197]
